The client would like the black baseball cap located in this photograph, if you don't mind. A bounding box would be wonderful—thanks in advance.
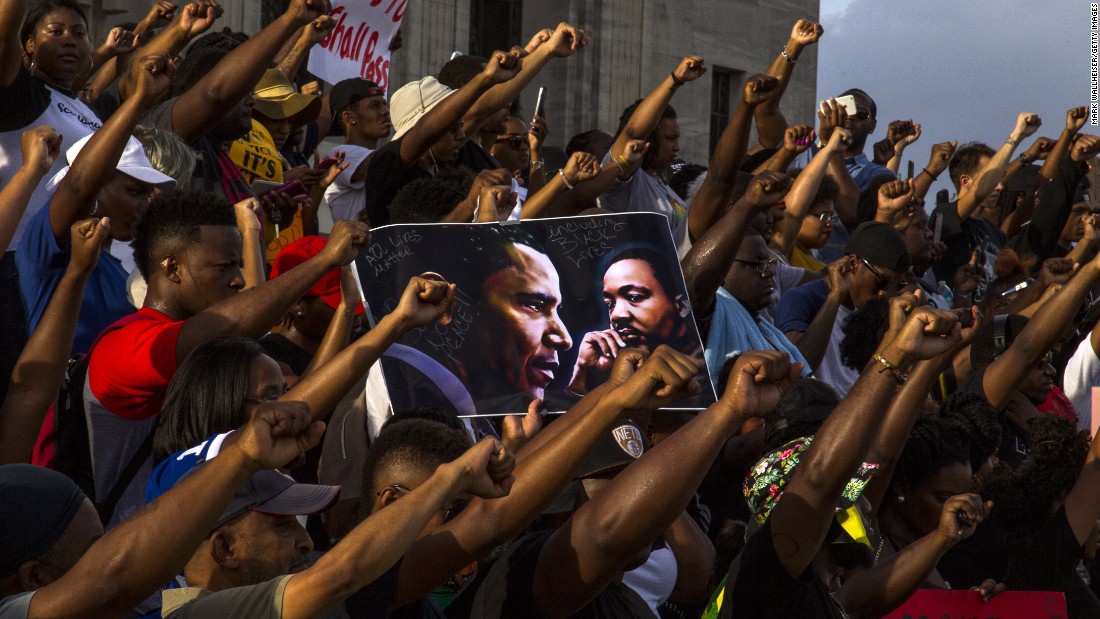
[844,221,911,273]
[330,78,386,115]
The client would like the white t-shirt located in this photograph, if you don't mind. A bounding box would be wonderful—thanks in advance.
[621,543,677,617]
[1064,336,1100,433]
[0,68,102,252]
[597,168,691,258]
[814,304,858,396]
[323,144,373,222]
[0,591,33,618]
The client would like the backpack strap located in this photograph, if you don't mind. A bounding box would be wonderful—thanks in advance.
[95,429,155,524]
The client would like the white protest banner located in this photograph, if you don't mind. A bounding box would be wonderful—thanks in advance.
[308,0,406,91]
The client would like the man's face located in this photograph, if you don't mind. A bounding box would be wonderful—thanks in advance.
[904,208,935,266]
[224,511,313,586]
[1061,201,1092,242]
[898,461,974,538]
[211,93,255,142]
[254,112,294,150]
[849,257,906,308]
[723,236,775,315]
[490,116,530,173]
[346,95,392,140]
[603,258,684,350]
[842,92,876,151]
[429,121,466,164]
[176,226,246,316]
[1020,356,1056,405]
[480,244,573,397]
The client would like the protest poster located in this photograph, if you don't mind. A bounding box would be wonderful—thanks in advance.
[307,0,405,91]
[881,589,1067,619]
[354,213,716,417]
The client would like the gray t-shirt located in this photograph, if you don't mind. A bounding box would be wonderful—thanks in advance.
[0,592,33,618]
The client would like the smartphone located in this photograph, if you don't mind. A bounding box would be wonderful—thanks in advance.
[834,94,857,116]
[932,212,943,243]
[316,157,339,170]
[253,179,308,199]
[534,87,546,119]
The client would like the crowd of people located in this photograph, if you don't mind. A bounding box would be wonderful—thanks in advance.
[0,0,1099,617]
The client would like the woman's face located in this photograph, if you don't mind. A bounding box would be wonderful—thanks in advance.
[241,354,288,419]
[797,199,836,249]
[647,118,681,172]
[97,172,154,241]
[898,460,974,537]
[25,8,91,87]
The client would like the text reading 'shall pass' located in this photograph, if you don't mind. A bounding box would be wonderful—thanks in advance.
[308,1,406,91]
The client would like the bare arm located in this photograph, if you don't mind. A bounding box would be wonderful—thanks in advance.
[689,74,777,241]
[681,171,789,316]
[168,0,322,143]
[282,277,453,421]
[397,50,520,168]
[957,112,1041,221]
[173,220,368,364]
[275,15,334,81]
[774,128,848,257]
[531,350,797,617]
[29,402,324,619]
[0,0,24,87]
[754,20,822,149]
[461,23,588,137]
[283,438,511,619]
[770,307,962,579]
[0,218,106,465]
[520,152,600,219]
[50,53,172,243]
[0,126,60,251]
[665,512,716,605]
[785,262,849,370]
[911,141,957,202]
[983,257,1100,410]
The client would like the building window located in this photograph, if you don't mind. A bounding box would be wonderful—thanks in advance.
[469,0,523,57]
[710,66,744,156]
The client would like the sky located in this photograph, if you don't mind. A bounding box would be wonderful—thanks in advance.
[816,0,1085,198]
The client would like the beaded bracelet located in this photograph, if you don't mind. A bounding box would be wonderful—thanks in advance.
[558,168,575,190]
[781,49,796,64]
[871,353,908,386]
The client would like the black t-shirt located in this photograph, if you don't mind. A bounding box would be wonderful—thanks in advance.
[1005,506,1100,619]
[720,521,846,618]
[363,137,431,227]
[959,367,1031,467]
[260,332,313,378]
[341,561,446,618]
[931,200,1006,288]
[455,140,501,173]
[469,529,656,618]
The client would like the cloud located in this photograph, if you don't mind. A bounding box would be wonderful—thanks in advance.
[817,0,1085,196]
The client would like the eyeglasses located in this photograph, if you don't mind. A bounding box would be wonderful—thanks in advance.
[733,258,777,275]
[852,107,872,121]
[813,212,839,225]
[244,385,290,405]
[494,134,528,150]
[859,257,905,291]
[377,484,469,522]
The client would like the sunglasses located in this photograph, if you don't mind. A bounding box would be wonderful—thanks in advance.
[379,484,469,522]
[733,257,777,275]
[494,134,528,150]
[860,257,912,290]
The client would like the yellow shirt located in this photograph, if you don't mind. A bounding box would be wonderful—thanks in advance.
[229,119,305,263]
[789,245,826,271]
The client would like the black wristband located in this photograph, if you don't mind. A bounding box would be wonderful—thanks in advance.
[669,72,684,88]
[922,167,940,181]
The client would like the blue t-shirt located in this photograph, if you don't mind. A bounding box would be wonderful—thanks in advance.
[15,204,132,353]
[775,279,829,333]
[145,432,233,503]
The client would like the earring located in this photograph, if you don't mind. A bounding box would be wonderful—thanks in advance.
[896,494,906,503]
[90,200,99,216]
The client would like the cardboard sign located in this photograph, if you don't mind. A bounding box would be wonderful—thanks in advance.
[307,0,405,92]
[882,589,1067,619]
[354,213,716,416]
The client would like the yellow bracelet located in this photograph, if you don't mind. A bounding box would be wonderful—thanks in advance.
[871,353,908,386]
